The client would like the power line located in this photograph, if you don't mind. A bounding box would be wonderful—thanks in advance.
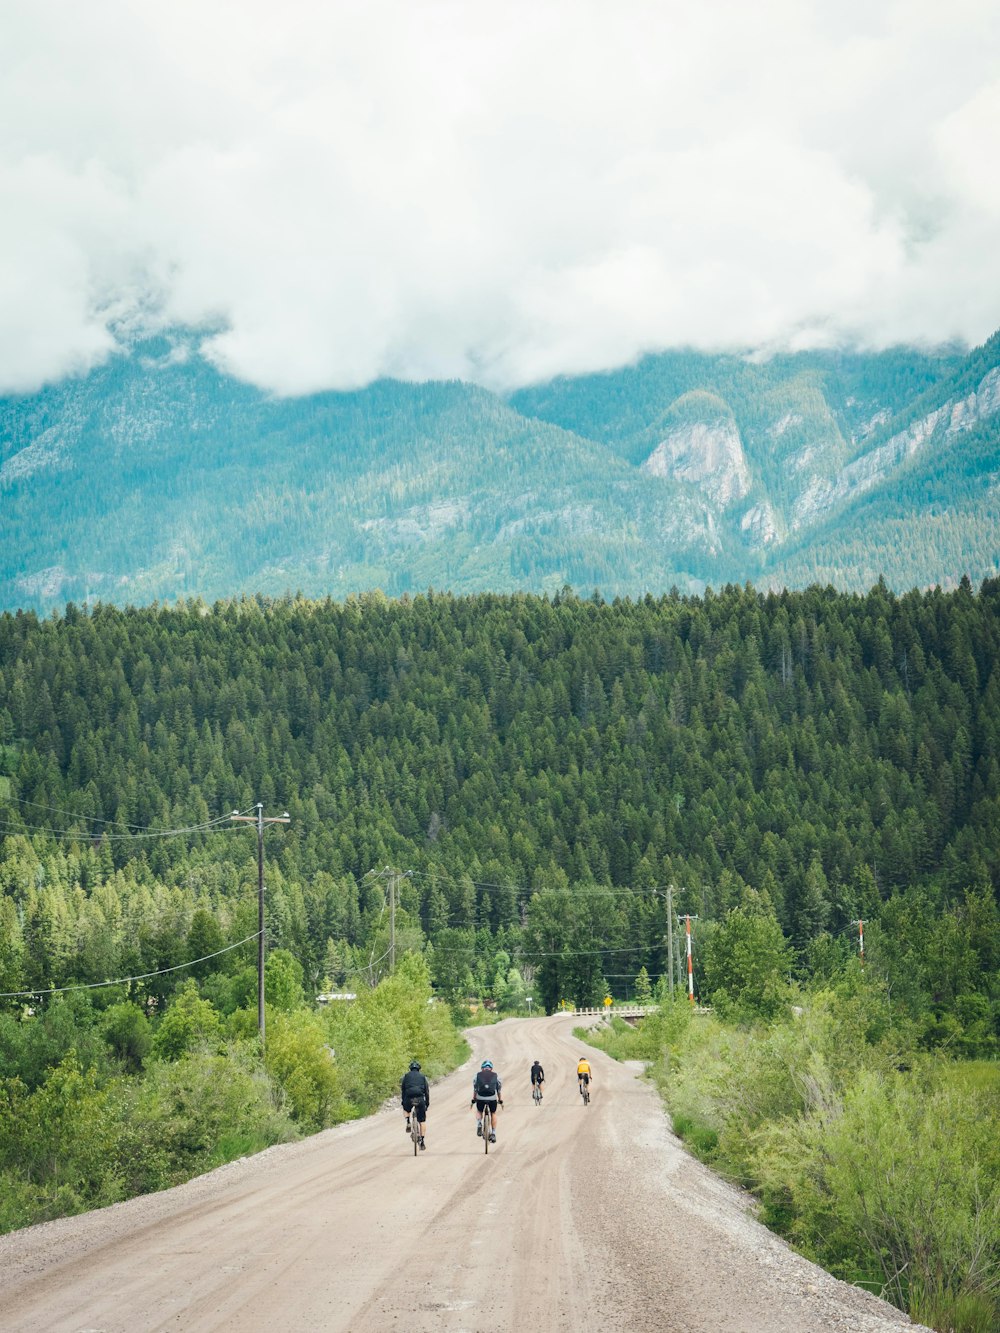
[0,810,251,843]
[408,868,667,899]
[428,942,655,958]
[3,794,255,832]
[603,972,664,979]
[0,931,262,999]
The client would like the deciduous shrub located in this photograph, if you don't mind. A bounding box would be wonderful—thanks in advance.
[325,953,465,1115]
[641,986,999,1333]
[753,1064,1000,1330]
[108,1045,297,1194]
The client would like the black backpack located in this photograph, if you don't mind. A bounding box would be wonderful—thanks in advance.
[475,1068,498,1097]
[403,1070,426,1099]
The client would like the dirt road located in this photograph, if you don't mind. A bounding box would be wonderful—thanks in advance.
[1,1014,926,1332]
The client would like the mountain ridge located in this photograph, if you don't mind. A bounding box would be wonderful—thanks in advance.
[1,330,997,611]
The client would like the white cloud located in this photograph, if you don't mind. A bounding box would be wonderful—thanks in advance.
[1,0,998,395]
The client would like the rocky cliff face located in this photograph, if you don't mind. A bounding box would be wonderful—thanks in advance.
[642,418,751,508]
[791,366,1000,531]
[740,500,780,547]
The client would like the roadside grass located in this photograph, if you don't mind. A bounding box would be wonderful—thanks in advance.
[583,999,1000,1333]
[207,1132,279,1169]
[939,1059,1000,1095]
[579,1000,694,1063]
[452,1005,501,1028]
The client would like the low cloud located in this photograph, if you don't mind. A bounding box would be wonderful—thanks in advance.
[2,0,998,395]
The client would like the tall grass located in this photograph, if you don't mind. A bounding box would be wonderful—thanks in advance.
[587,996,1000,1333]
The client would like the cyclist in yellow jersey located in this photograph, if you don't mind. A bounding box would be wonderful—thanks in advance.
[577,1056,593,1097]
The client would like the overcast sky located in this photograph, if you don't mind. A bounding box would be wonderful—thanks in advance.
[2,0,999,396]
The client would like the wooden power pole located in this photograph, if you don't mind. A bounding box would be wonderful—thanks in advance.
[666,884,675,999]
[230,804,290,1047]
[389,871,397,974]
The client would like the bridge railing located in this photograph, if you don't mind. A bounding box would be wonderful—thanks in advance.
[573,1004,658,1017]
[572,1004,712,1017]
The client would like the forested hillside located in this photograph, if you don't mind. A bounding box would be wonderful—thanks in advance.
[2,330,997,612]
[1,582,998,1039]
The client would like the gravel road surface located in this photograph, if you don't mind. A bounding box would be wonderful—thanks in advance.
[1,1014,929,1332]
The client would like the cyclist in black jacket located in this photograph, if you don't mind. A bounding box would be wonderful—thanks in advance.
[401,1060,430,1149]
[530,1059,545,1100]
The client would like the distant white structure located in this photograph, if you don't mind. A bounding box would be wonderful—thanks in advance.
[316,992,357,1005]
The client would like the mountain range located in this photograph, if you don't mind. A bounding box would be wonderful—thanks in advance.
[1,326,998,612]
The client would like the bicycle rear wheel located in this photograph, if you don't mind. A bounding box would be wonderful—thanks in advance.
[411,1104,421,1155]
[483,1106,491,1154]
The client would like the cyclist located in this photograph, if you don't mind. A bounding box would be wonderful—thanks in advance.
[471,1059,503,1143]
[577,1055,593,1097]
[530,1058,545,1100]
[401,1060,430,1150]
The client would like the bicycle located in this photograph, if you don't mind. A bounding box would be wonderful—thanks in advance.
[581,1077,591,1106]
[409,1100,425,1155]
[481,1103,494,1153]
[532,1082,542,1107]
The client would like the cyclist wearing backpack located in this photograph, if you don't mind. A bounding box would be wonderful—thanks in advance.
[471,1059,503,1143]
[401,1060,430,1150]
[530,1059,545,1100]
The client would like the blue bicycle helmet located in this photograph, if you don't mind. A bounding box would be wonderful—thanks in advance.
[481,1059,493,1069]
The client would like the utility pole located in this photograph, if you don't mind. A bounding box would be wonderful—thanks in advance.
[387,870,413,974]
[673,907,684,994]
[231,804,290,1047]
[666,884,675,999]
[680,914,699,1004]
[389,870,397,974]
[851,918,865,965]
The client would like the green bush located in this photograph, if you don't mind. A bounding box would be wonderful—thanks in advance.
[264,1008,342,1131]
[700,888,794,1023]
[0,1174,98,1235]
[0,1053,123,1232]
[659,1016,801,1179]
[326,954,466,1114]
[0,952,468,1235]
[582,999,693,1063]
[265,949,306,1012]
[753,1064,1000,1330]
[0,997,108,1090]
[643,986,999,1333]
[100,1002,152,1072]
[151,982,224,1061]
[108,1045,297,1195]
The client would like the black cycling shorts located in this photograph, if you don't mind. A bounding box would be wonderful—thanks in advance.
[578,1072,590,1084]
[403,1097,427,1118]
[474,1097,499,1112]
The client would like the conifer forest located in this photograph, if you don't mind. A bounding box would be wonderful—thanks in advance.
[1,583,998,1327]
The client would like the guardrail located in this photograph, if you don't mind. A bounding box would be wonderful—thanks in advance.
[573,1004,658,1017]
[573,1004,712,1017]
